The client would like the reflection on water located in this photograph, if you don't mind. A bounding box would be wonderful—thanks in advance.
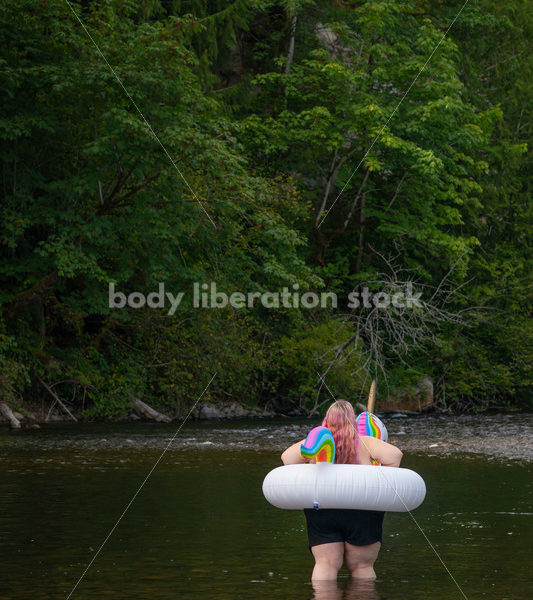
[311,578,380,600]
[0,417,532,599]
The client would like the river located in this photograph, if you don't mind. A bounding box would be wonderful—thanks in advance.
[1,414,531,599]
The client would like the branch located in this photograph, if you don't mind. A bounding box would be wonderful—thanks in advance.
[99,171,161,214]
[343,168,370,230]
[385,172,407,213]
[321,255,475,397]
[315,145,359,227]
[37,376,78,422]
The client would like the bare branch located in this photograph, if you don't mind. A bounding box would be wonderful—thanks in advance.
[316,252,478,402]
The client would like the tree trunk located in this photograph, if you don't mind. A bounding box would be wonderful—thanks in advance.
[284,14,297,105]
[343,168,370,230]
[354,192,366,274]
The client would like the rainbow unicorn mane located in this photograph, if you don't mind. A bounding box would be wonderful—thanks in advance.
[300,426,335,463]
[356,411,382,438]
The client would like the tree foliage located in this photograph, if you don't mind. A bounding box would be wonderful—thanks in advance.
[0,0,530,416]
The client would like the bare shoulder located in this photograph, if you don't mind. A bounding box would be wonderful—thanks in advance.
[361,435,398,449]
[361,435,403,453]
[361,436,403,467]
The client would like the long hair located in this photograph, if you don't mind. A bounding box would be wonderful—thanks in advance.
[322,400,360,464]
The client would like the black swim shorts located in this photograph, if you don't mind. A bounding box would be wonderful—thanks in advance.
[303,508,385,548]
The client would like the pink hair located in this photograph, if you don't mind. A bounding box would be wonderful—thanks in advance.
[322,400,360,464]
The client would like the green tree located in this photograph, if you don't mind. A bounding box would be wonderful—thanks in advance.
[0,0,318,416]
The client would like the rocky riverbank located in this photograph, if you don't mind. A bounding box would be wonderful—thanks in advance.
[2,412,532,464]
[0,375,441,427]
[0,400,277,428]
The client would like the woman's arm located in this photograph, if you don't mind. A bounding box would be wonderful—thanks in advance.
[362,436,403,467]
[281,439,308,465]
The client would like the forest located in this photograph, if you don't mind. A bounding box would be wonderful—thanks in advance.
[0,0,531,421]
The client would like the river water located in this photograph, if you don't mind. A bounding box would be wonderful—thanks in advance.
[1,414,531,599]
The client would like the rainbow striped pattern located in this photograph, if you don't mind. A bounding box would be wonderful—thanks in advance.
[300,426,335,463]
[356,412,388,465]
[356,411,384,439]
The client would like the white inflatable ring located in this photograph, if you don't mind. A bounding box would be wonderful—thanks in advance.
[263,463,426,512]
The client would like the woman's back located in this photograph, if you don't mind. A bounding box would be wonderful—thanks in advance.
[280,400,403,581]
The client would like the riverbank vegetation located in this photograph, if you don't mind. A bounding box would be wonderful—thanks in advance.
[0,0,531,420]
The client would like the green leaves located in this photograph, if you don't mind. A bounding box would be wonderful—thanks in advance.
[0,0,322,415]
[0,0,529,415]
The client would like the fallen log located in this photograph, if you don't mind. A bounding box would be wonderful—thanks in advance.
[131,397,172,423]
[0,402,21,429]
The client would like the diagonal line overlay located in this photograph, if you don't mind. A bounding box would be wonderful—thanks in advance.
[65,372,218,599]
[316,372,469,600]
[63,0,216,228]
[317,0,472,228]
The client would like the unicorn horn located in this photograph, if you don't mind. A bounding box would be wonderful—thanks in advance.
[367,380,376,413]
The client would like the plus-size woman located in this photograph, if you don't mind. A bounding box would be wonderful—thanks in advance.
[281,400,403,581]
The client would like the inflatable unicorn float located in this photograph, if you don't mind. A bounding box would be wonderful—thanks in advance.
[263,382,426,512]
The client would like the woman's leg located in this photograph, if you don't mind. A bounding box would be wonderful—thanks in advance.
[343,541,381,579]
[310,542,344,580]
[311,579,343,600]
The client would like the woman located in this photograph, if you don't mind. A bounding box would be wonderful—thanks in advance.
[281,400,403,581]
